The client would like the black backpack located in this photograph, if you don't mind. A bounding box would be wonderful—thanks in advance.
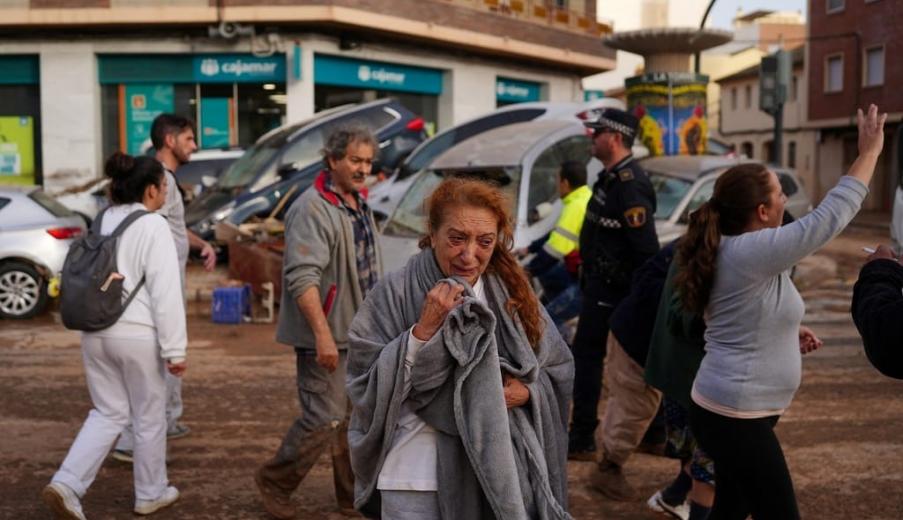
[60,208,150,331]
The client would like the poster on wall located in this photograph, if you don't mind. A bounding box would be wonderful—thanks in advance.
[199,97,232,149]
[124,84,174,156]
[625,73,708,156]
[0,116,35,185]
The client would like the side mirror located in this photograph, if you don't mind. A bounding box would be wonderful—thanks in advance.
[277,162,300,177]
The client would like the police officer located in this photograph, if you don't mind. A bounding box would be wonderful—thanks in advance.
[568,108,659,460]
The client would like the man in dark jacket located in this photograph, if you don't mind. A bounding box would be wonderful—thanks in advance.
[852,244,903,379]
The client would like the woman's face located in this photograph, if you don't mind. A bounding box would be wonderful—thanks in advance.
[430,205,499,286]
[145,174,168,212]
[759,170,787,228]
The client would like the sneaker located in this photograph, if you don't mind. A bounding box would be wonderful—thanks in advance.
[110,449,134,463]
[41,482,87,520]
[590,458,640,501]
[166,422,191,439]
[647,490,690,520]
[255,467,296,520]
[134,485,180,515]
[567,435,597,462]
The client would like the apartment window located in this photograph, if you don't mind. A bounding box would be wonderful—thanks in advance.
[825,54,843,93]
[744,84,752,109]
[791,75,799,102]
[741,142,754,159]
[788,141,797,169]
[826,0,844,13]
[553,0,568,8]
[864,46,885,87]
[730,87,737,111]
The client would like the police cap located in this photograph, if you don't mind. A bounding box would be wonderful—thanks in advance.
[583,108,639,138]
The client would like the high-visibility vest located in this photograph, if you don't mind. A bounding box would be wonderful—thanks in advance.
[543,184,592,260]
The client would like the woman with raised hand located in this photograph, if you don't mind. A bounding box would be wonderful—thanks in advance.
[675,105,886,519]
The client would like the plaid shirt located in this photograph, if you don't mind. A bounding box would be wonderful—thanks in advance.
[323,175,379,294]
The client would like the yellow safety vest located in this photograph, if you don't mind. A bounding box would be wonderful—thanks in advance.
[543,184,592,259]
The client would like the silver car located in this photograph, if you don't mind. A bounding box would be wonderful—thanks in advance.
[379,119,602,274]
[0,186,86,319]
[643,156,813,245]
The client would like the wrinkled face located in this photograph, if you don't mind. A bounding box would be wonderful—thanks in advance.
[759,170,787,228]
[328,140,375,194]
[168,128,197,166]
[430,205,499,286]
[146,173,168,211]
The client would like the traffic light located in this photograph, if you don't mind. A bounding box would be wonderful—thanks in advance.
[759,50,791,115]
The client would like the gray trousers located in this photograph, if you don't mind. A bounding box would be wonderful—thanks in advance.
[258,349,354,508]
[381,490,441,520]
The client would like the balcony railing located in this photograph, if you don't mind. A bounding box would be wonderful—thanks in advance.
[445,0,612,36]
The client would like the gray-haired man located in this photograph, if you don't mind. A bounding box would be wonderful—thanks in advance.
[255,127,382,519]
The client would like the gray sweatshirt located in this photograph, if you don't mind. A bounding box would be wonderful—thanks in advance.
[692,176,868,413]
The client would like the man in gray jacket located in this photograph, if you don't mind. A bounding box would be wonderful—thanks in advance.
[255,127,382,519]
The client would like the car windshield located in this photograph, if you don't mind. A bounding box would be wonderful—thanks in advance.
[383,166,522,237]
[649,172,693,220]
[217,136,285,189]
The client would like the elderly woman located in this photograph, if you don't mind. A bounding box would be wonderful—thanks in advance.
[347,178,574,519]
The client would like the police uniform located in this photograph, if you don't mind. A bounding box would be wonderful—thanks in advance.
[569,110,660,454]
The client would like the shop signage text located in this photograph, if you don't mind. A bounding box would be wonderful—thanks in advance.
[314,54,443,95]
[496,77,542,103]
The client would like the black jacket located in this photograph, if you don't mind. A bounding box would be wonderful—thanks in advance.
[851,259,903,379]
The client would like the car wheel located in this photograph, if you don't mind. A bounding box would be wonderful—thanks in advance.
[0,261,49,319]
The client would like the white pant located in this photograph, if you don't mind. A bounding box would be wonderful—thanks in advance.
[116,372,182,451]
[52,335,169,502]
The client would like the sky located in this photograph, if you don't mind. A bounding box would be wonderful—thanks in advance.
[707,0,808,28]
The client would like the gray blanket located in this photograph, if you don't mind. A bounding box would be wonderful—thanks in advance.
[347,249,574,519]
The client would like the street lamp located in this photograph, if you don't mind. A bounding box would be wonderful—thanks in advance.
[694,0,718,74]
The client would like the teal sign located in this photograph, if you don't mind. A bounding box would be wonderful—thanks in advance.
[200,97,231,148]
[584,90,605,101]
[496,77,542,103]
[193,54,285,83]
[124,84,174,155]
[314,54,443,95]
[0,55,39,85]
[99,54,285,84]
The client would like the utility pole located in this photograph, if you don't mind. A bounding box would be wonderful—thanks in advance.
[759,50,791,166]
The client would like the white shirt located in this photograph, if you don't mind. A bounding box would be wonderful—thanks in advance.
[377,278,486,491]
[86,202,187,361]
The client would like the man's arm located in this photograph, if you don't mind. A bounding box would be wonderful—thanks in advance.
[187,229,216,271]
[296,286,339,372]
[852,256,903,379]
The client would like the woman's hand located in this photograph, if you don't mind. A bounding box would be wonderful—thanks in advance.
[503,374,530,408]
[858,104,887,159]
[412,282,465,341]
[166,359,187,377]
[799,325,823,355]
[867,244,899,263]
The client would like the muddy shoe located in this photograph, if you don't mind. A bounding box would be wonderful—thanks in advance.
[134,485,180,515]
[591,459,639,501]
[255,468,296,519]
[42,482,86,520]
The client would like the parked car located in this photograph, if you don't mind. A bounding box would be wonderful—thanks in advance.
[368,98,627,224]
[188,98,426,240]
[380,119,602,274]
[642,155,813,246]
[0,187,86,319]
[54,148,244,224]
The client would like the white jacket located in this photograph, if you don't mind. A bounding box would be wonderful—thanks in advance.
[85,202,187,361]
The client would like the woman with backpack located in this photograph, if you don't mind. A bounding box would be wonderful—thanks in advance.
[674,105,886,519]
[42,152,187,519]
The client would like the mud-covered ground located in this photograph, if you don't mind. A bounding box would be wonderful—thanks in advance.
[2,228,902,519]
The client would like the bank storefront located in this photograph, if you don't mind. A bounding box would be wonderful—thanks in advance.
[313,54,443,134]
[98,53,287,157]
[0,55,41,185]
[496,77,544,107]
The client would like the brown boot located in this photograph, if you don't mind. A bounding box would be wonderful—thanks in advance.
[590,458,639,501]
[255,467,296,520]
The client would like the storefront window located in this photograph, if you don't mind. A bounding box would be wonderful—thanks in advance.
[0,56,41,185]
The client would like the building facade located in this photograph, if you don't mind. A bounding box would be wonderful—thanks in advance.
[807,0,901,211]
[0,0,615,190]
[717,47,820,200]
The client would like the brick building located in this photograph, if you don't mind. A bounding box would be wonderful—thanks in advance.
[0,0,615,190]
[807,0,902,211]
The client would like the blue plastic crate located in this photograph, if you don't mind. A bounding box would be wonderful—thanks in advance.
[212,284,251,324]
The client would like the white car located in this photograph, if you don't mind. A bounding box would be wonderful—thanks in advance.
[0,187,86,319]
[892,185,903,251]
[368,99,626,223]
[379,119,601,274]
